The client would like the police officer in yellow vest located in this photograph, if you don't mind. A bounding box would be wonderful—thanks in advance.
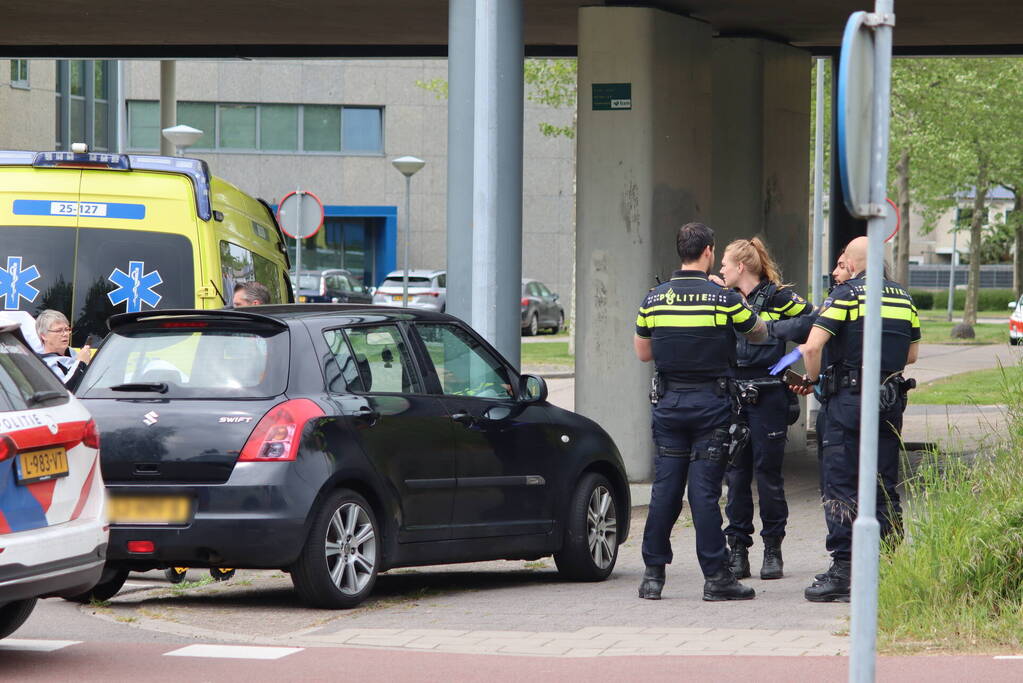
[789,236,920,602]
[634,222,768,601]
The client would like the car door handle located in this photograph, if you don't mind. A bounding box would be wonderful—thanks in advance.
[353,406,380,423]
[451,411,476,427]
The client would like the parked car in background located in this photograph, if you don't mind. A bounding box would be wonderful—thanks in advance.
[294,269,373,305]
[521,279,565,336]
[72,305,629,608]
[1009,294,1023,345]
[373,269,447,312]
[0,323,107,639]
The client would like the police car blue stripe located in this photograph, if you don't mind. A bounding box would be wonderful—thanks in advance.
[12,199,146,219]
[0,461,48,532]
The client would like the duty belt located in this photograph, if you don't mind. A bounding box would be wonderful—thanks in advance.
[820,367,914,399]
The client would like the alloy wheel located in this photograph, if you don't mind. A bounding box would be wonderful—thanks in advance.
[325,502,377,595]
[586,485,617,569]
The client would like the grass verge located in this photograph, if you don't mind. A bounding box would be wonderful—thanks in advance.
[911,366,1023,404]
[520,341,574,369]
[919,320,1007,345]
[878,364,1023,653]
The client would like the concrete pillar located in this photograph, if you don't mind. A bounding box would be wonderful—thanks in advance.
[446,0,474,323]
[576,7,713,482]
[159,60,176,156]
[471,0,523,368]
[710,38,812,455]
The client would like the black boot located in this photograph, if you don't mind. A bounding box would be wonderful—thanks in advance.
[805,560,851,602]
[760,536,784,580]
[638,565,665,600]
[703,568,756,601]
[726,536,751,579]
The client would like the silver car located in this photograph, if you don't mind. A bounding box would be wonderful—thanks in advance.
[372,269,447,312]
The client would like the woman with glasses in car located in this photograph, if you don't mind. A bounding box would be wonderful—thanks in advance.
[36,310,92,391]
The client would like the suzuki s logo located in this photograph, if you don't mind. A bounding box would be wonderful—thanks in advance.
[218,416,253,423]
[142,411,159,426]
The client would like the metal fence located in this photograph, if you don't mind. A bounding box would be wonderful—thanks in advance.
[908,264,1014,289]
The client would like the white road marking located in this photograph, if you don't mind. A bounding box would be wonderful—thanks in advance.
[994,656,1023,660]
[164,644,303,660]
[0,639,80,652]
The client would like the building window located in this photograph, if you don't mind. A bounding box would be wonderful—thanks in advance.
[10,59,29,88]
[303,105,342,152]
[260,104,298,151]
[342,107,383,154]
[126,100,383,155]
[56,60,117,152]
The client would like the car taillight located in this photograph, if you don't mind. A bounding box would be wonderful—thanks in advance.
[127,540,154,553]
[320,280,326,296]
[0,435,16,461]
[521,298,529,307]
[82,419,100,450]
[424,291,440,297]
[239,399,325,462]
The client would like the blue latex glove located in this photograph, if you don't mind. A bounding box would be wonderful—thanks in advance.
[768,348,803,376]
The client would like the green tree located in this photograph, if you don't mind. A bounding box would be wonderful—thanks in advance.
[888,58,1023,330]
[416,58,577,138]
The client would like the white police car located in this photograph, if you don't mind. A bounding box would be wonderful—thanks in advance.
[0,323,107,639]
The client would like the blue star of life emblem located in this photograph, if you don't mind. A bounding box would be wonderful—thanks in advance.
[0,256,41,311]
[108,260,163,313]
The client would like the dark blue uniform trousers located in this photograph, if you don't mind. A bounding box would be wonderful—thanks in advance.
[819,387,904,561]
[641,388,731,578]
[724,384,789,545]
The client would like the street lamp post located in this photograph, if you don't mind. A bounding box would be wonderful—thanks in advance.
[161,124,203,157]
[391,156,426,306]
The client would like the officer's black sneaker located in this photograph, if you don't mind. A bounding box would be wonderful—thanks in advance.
[805,560,851,602]
[703,569,756,601]
[760,536,784,580]
[638,565,666,600]
[726,536,751,579]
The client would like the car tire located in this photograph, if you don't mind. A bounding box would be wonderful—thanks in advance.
[164,567,189,584]
[291,489,380,609]
[554,473,619,582]
[526,313,539,337]
[64,567,129,603]
[550,311,564,335]
[209,568,236,582]
[0,599,36,639]
[1012,337,1020,346]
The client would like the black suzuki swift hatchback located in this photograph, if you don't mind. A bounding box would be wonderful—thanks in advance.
[75,306,629,608]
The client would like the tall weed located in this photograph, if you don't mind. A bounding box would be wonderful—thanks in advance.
[878,363,1023,651]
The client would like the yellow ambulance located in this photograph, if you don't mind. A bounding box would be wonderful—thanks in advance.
[0,147,293,347]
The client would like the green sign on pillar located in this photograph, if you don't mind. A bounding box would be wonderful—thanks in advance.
[592,83,632,111]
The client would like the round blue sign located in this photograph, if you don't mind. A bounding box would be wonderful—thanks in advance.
[837,11,875,219]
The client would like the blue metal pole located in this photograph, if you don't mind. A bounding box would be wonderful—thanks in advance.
[471,0,523,368]
[447,0,475,322]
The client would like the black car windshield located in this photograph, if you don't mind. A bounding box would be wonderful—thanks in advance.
[78,326,288,399]
[381,277,431,288]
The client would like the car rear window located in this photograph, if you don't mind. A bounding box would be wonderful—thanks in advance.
[381,277,431,287]
[77,326,288,399]
[298,274,321,290]
[0,331,68,411]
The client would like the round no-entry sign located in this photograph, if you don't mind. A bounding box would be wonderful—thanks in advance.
[277,190,324,239]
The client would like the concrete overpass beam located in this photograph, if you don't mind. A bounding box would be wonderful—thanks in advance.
[711,38,811,454]
[576,6,713,481]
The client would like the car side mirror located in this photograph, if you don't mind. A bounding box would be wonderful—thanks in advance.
[1010,302,1017,309]
[519,374,547,403]
[552,293,559,301]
